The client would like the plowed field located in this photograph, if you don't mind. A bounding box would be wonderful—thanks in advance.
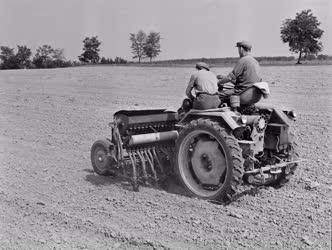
[0,65,331,249]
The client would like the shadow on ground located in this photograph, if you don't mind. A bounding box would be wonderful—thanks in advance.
[83,167,188,196]
[83,167,269,205]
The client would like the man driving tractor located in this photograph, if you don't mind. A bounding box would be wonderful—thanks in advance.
[217,41,262,101]
[180,41,267,113]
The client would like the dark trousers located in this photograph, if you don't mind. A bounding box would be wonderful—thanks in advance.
[193,93,221,110]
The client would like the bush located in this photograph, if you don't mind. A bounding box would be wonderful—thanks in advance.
[99,56,127,65]
[0,45,32,69]
[317,54,329,60]
[32,45,72,69]
[114,57,127,64]
[100,57,114,64]
[304,54,316,61]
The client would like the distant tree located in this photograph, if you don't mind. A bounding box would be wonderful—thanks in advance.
[305,54,316,61]
[144,32,161,62]
[280,9,324,64]
[52,48,65,61]
[0,46,18,69]
[32,45,55,68]
[0,45,32,69]
[79,36,101,64]
[317,54,328,60]
[32,45,70,68]
[52,49,72,67]
[130,30,147,63]
[100,57,107,64]
[16,45,32,68]
[0,46,15,61]
[100,57,115,64]
[114,56,127,64]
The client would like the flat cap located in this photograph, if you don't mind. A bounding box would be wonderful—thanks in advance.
[236,40,252,50]
[195,62,210,71]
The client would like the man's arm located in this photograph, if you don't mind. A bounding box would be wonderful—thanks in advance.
[217,59,244,86]
[185,73,196,99]
[217,74,232,84]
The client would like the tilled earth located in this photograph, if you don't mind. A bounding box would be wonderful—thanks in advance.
[0,65,331,249]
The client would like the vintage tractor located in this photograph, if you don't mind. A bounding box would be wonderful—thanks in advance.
[90,85,300,202]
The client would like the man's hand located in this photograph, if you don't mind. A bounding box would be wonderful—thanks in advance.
[188,89,195,100]
[217,81,224,91]
[217,74,225,80]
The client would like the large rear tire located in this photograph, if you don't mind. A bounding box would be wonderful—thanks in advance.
[90,139,115,176]
[174,118,244,202]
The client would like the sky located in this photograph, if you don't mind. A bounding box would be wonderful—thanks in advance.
[0,0,331,61]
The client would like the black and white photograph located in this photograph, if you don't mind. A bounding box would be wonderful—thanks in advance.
[0,0,331,249]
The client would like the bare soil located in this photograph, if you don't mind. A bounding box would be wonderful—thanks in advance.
[0,65,331,249]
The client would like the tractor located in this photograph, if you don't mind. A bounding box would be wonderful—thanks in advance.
[90,84,300,202]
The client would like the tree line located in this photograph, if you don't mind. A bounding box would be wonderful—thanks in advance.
[0,45,71,70]
[0,36,128,70]
[0,9,329,69]
[128,10,326,65]
[0,29,162,70]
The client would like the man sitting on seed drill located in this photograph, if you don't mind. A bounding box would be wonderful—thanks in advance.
[184,62,220,110]
[217,41,262,101]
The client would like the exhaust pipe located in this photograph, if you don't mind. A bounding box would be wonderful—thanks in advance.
[128,130,179,145]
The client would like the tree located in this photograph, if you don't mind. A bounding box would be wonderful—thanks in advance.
[114,56,127,64]
[51,48,71,67]
[32,45,70,68]
[16,45,32,68]
[130,30,147,63]
[317,54,329,60]
[144,32,161,62]
[0,45,32,69]
[79,36,101,64]
[32,45,55,68]
[0,46,18,69]
[52,48,65,61]
[100,57,114,64]
[280,9,324,64]
[100,57,107,64]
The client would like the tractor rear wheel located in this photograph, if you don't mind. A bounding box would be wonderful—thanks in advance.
[91,139,115,176]
[174,118,244,202]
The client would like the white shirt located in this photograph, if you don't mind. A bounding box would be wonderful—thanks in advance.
[186,69,218,98]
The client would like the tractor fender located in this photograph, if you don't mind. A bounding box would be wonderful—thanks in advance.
[255,104,296,122]
[178,109,242,130]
